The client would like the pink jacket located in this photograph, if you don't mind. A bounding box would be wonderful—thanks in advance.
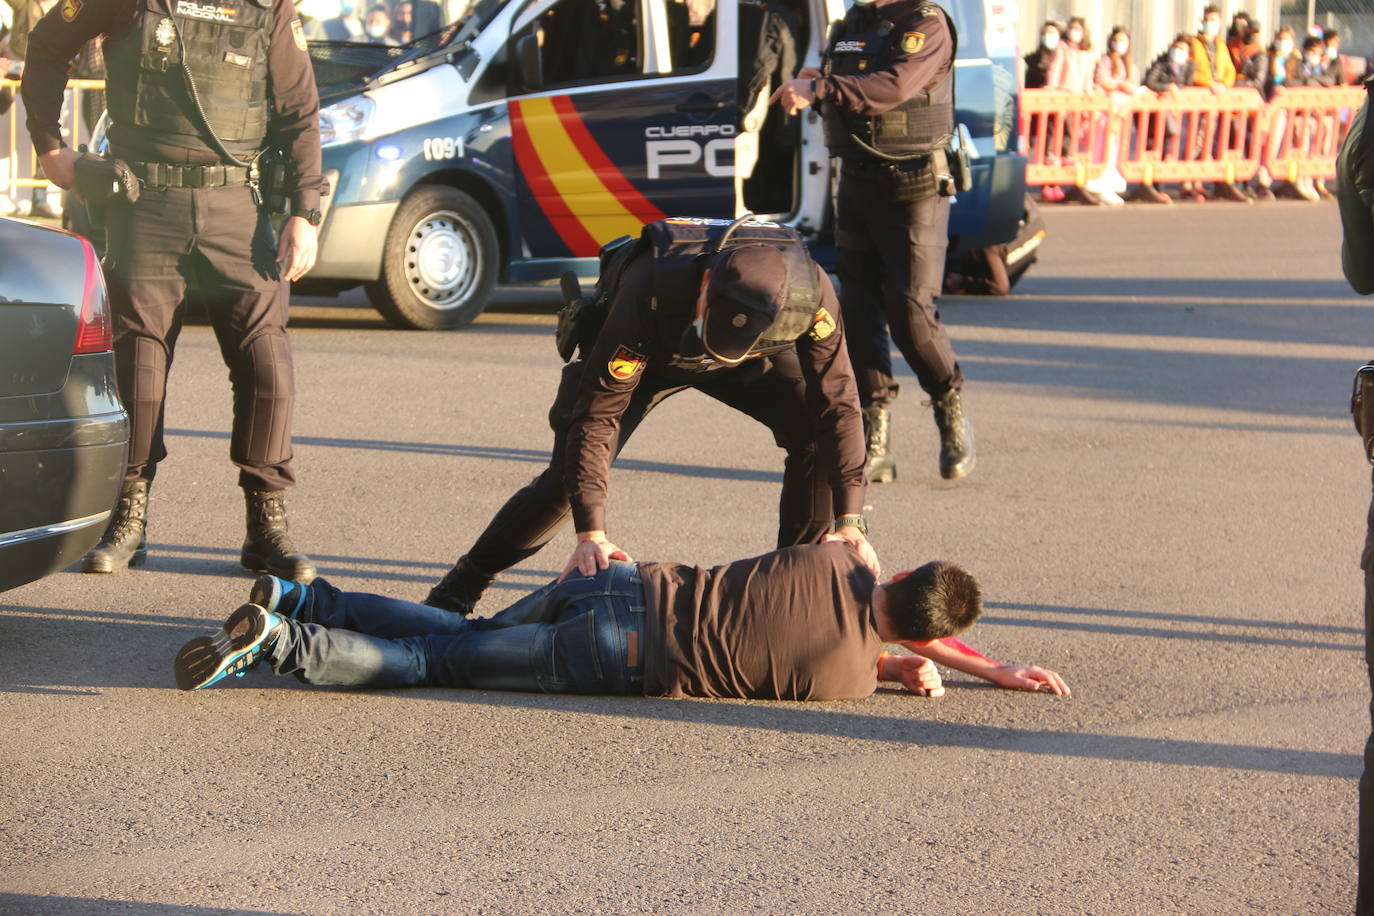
[1050,45,1096,94]
[1093,53,1139,93]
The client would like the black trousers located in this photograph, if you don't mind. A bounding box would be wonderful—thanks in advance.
[103,185,296,492]
[464,352,834,579]
[1360,468,1374,914]
[835,170,963,409]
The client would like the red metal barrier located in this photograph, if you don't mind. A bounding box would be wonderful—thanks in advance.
[1020,85,1362,188]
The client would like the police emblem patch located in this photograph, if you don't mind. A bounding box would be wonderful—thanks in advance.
[809,307,836,341]
[155,16,176,46]
[901,31,926,54]
[731,313,747,328]
[608,346,646,381]
[60,0,82,22]
[291,17,307,51]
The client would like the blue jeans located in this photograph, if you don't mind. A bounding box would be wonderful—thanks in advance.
[268,562,646,695]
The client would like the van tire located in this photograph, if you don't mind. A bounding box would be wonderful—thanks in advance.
[366,186,498,330]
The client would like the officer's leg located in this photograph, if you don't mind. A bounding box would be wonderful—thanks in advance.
[428,366,681,613]
[871,193,974,480]
[835,173,899,484]
[82,188,193,572]
[835,173,898,409]
[699,354,831,547]
[191,187,314,580]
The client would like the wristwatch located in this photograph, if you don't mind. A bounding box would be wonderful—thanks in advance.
[290,207,323,226]
[835,514,868,535]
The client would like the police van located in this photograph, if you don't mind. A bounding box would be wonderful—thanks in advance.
[297,0,1028,328]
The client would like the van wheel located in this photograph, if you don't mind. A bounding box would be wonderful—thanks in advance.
[366,186,498,330]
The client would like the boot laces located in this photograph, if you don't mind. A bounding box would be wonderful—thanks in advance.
[927,394,968,453]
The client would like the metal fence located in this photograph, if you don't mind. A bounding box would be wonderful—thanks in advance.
[0,78,103,203]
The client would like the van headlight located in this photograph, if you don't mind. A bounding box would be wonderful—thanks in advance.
[319,97,375,147]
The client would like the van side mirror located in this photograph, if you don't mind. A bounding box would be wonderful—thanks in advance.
[517,33,542,92]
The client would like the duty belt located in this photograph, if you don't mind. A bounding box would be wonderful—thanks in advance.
[840,155,931,176]
[130,161,253,189]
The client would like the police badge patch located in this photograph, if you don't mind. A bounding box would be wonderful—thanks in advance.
[901,31,926,54]
[60,0,82,22]
[155,16,176,47]
[809,307,836,341]
[608,346,646,381]
[291,18,307,51]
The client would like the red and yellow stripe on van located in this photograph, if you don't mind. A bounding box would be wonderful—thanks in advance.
[511,95,665,257]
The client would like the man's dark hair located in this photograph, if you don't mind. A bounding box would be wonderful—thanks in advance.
[883,561,982,641]
[1203,4,1221,16]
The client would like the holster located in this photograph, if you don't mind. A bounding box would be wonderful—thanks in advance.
[1354,363,1374,463]
[932,148,957,197]
[74,154,140,227]
[555,271,589,363]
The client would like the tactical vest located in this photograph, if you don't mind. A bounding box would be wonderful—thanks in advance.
[822,2,957,161]
[643,217,822,373]
[103,0,273,161]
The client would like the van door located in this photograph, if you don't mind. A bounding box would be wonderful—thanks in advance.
[507,0,736,262]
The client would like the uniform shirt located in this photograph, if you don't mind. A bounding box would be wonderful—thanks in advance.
[640,541,883,700]
[565,251,866,534]
[21,0,324,210]
[820,0,952,116]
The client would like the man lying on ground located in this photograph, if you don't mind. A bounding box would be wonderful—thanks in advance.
[174,541,1070,700]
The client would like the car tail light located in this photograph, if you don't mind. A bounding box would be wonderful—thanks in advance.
[72,237,112,354]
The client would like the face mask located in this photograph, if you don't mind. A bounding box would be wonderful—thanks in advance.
[1112,39,1128,55]
[1277,40,1293,56]
[1306,53,1322,68]
[1203,20,1220,38]
[366,23,387,37]
[1041,32,1059,51]
[1327,45,1340,60]
[1067,28,1083,44]
[1171,49,1189,65]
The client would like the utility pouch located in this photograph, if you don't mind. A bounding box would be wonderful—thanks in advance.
[74,153,140,227]
[1353,362,1374,463]
[932,148,957,197]
[256,149,290,215]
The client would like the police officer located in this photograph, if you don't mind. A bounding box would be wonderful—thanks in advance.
[424,216,876,616]
[771,0,974,484]
[21,0,325,579]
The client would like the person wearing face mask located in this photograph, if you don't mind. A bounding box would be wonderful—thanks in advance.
[322,0,367,42]
[1047,16,1106,205]
[1141,35,1197,202]
[1187,4,1248,202]
[1227,14,1271,200]
[1088,26,1141,205]
[1024,21,1066,202]
[1324,30,1354,86]
[363,4,397,45]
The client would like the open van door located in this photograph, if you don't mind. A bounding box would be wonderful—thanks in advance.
[506,0,736,262]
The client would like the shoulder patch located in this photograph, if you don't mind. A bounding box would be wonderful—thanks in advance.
[60,0,82,22]
[607,345,647,381]
[291,17,307,51]
[809,307,836,341]
[901,31,926,54]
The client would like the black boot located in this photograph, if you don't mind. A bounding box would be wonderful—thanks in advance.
[424,556,495,615]
[241,490,317,583]
[861,405,897,484]
[930,389,976,480]
[81,481,149,573]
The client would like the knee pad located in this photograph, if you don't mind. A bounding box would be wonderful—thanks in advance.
[229,330,295,468]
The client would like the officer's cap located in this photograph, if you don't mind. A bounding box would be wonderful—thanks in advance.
[702,244,787,364]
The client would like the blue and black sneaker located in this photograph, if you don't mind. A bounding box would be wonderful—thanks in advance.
[249,573,310,621]
[173,603,283,691]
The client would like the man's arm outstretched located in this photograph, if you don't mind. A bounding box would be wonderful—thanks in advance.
[895,638,1071,696]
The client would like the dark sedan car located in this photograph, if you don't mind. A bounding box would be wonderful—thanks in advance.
[0,216,129,593]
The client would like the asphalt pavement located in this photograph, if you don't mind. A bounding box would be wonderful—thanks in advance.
[0,201,1368,914]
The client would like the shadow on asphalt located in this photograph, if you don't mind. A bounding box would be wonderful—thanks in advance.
[165,428,783,483]
[0,896,300,915]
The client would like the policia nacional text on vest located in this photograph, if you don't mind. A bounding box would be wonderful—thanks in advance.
[557,215,824,370]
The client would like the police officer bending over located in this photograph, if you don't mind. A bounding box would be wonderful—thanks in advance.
[771,0,974,484]
[424,216,876,616]
[21,0,326,580]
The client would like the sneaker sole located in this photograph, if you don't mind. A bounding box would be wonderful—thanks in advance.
[249,574,310,620]
[173,604,274,691]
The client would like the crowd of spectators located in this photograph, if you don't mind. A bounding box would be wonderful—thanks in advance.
[1024,4,1370,206]
[301,0,452,46]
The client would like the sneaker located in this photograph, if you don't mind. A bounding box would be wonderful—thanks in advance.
[249,573,311,620]
[173,603,283,691]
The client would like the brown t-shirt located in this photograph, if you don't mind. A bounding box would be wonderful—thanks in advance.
[640,542,882,700]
